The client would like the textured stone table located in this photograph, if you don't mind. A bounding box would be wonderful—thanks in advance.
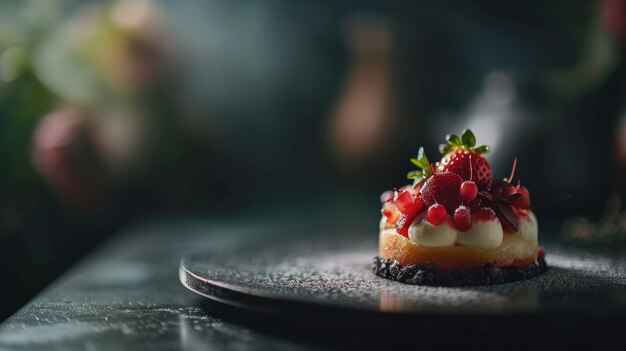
[0,211,337,351]
[1,204,626,350]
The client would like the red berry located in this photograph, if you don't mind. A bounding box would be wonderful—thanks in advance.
[381,202,400,222]
[517,186,529,198]
[452,205,472,232]
[459,181,478,202]
[513,186,531,209]
[420,172,463,213]
[503,183,517,196]
[427,203,447,226]
[537,247,545,258]
[438,151,492,189]
[399,185,419,197]
[380,190,394,204]
[396,199,425,236]
[394,190,415,213]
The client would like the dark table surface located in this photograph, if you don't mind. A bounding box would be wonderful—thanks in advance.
[0,207,345,351]
[1,202,625,350]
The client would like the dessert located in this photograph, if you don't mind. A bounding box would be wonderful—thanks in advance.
[374,129,546,286]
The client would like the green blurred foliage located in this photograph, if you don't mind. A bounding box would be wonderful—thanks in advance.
[0,0,60,233]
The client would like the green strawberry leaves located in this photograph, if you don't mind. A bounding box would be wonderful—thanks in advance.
[447,134,462,146]
[461,129,476,147]
[439,129,490,155]
[407,147,432,187]
[408,128,489,187]
[473,145,490,154]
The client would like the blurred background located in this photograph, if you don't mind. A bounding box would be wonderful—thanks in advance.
[1,0,626,320]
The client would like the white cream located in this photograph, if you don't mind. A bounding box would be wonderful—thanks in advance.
[517,210,538,244]
[385,210,538,250]
[408,214,458,247]
[456,217,503,249]
[379,216,394,231]
[380,228,398,237]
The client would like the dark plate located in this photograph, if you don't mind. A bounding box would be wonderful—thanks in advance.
[180,234,626,344]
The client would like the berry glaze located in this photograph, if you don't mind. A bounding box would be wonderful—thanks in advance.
[474,207,497,221]
[380,129,542,263]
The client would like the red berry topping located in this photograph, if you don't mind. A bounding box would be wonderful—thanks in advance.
[438,151,492,189]
[394,190,415,213]
[452,205,472,232]
[420,172,463,213]
[468,198,482,213]
[459,180,478,202]
[503,183,517,196]
[399,185,419,197]
[513,186,531,209]
[517,186,529,198]
[381,202,400,224]
[437,129,492,188]
[396,199,425,236]
[427,203,447,226]
[380,190,394,204]
[537,247,545,258]
[475,207,497,221]
[397,129,532,237]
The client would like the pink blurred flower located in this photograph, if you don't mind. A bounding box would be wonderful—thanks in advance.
[33,107,109,212]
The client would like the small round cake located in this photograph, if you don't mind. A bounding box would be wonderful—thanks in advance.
[374,129,546,286]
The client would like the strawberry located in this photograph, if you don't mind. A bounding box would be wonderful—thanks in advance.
[437,129,492,189]
[419,172,463,214]
[396,199,425,237]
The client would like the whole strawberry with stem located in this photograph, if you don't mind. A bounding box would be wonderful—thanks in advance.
[437,129,492,189]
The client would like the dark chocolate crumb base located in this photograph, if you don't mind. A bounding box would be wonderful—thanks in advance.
[373,256,547,286]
